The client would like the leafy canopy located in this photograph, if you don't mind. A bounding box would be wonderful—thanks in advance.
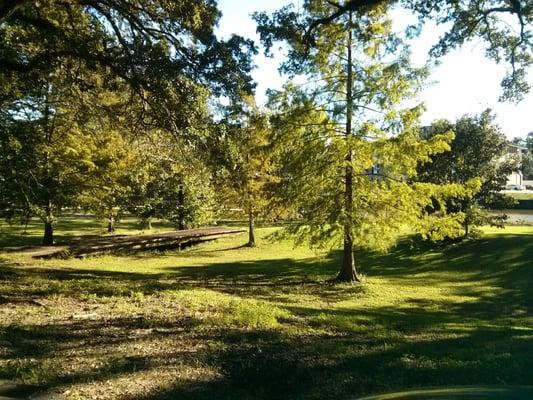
[0,0,257,131]
[265,4,468,255]
[255,0,532,101]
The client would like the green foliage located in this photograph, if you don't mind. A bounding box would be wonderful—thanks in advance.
[0,0,256,124]
[125,131,216,230]
[418,110,518,237]
[262,4,467,276]
[77,128,139,232]
[255,0,532,101]
[0,1,255,239]
[0,73,111,242]
[211,98,282,244]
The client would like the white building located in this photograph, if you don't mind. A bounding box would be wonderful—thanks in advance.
[503,142,528,186]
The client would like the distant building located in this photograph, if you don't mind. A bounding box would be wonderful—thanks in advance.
[502,142,528,186]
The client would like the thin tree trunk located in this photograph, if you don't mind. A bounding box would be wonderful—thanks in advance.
[41,88,54,247]
[139,217,152,230]
[22,212,30,235]
[176,178,185,230]
[338,12,360,283]
[463,202,470,238]
[107,216,115,233]
[42,202,54,246]
[247,206,256,247]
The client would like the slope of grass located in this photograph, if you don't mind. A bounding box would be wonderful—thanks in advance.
[0,225,531,399]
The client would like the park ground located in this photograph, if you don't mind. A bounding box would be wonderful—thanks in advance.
[0,219,532,399]
[504,191,533,201]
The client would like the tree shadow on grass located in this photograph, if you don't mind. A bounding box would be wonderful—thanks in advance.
[126,317,532,400]
[1,307,531,400]
[1,232,531,309]
[0,252,349,302]
[360,234,532,279]
[360,234,533,321]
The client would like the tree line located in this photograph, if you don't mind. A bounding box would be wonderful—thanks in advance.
[0,0,529,282]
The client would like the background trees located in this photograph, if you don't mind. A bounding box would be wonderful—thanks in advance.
[0,69,113,244]
[0,0,256,114]
[0,0,529,277]
[123,130,216,231]
[513,132,533,180]
[0,0,256,243]
[212,100,276,247]
[418,111,518,237]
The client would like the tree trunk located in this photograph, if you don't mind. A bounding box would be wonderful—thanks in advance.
[22,212,30,235]
[338,233,359,281]
[42,91,54,247]
[463,202,470,238]
[43,221,54,246]
[247,206,256,247]
[107,216,115,233]
[140,217,152,230]
[337,12,360,283]
[176,179,186,230]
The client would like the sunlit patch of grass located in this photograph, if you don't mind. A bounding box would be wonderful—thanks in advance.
[161,289,290,329]
[504,192,533,200]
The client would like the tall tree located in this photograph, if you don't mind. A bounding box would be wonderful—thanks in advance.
[417,111,518,237]
[261,4,461,282]
[213,100,276,247]
[0,79,101,245]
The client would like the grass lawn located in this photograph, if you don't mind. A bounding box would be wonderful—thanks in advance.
[0,223,532,399]
[504,192,533,201]
[0,216,176,248]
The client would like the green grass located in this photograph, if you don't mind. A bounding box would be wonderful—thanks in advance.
[0,216,176,248]
[505,192,533,200]
[0,223,532,399]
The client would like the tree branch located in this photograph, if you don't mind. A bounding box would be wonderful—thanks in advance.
[304,0,388,45]
[0,0,31,21]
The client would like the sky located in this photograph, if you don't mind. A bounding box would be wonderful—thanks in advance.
[215,0,532,139]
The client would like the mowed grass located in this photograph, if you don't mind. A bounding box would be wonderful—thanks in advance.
[0,216,176,248]
[505,192,533,200]
[0,223,532,399]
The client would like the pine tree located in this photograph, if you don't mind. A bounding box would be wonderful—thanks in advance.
[260,3,471,282]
